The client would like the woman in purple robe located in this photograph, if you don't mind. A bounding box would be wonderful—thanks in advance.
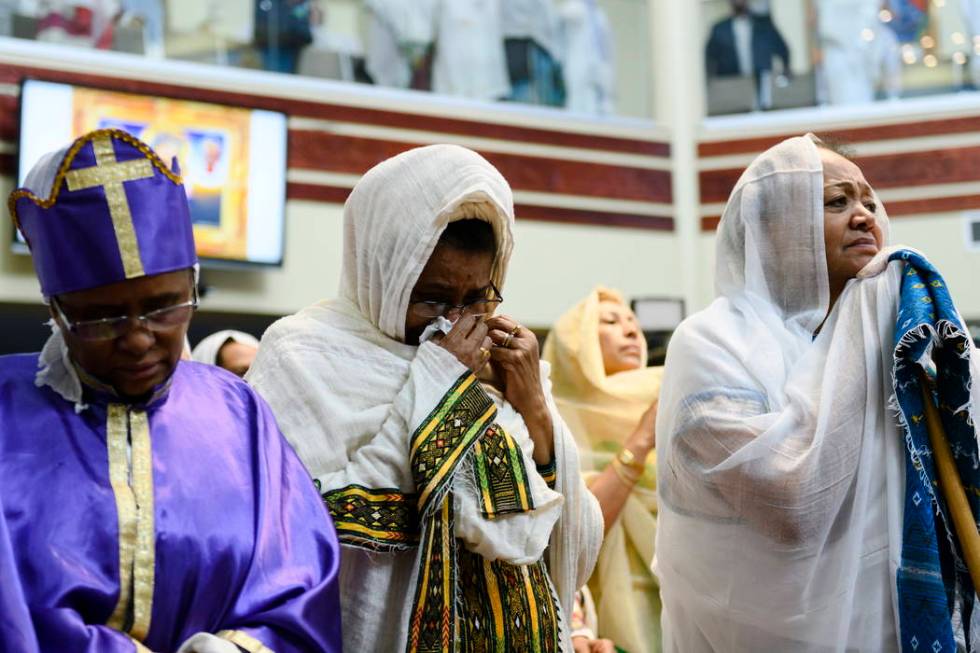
[0,128,342,652]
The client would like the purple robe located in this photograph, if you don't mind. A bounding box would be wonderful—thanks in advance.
[0,355,342,652]
[0,490,39,653]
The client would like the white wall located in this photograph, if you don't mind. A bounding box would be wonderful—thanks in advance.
[0,181,681,329]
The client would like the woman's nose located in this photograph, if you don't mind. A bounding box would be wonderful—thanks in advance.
[851,204,877,232]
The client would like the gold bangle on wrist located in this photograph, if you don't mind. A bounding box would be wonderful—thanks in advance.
[610,457,640,487]
[616,448,646,474]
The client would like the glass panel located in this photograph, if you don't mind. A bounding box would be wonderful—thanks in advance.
[703,0,975,115]
[0,0,655,119]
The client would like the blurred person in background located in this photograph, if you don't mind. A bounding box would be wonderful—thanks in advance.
[815,0,900,105]
[705,0,790,110]
[192,329,259,377]
[559,0,615,115]
[502,0,563,106]
[34,0,117,48]
[544,287,662,653]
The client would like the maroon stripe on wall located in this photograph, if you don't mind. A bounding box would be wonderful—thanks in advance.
[700,146,980,204]
[701,216,721,231]
[0,64,669,156]
[698,169,742,205]
[286,183,351,204]
[289,130,672,203]
[699,194,980,231]
[514,204,674,230]
[0,94,17,142]
[698,117,980,157]
[884,194,980,216]
[287,183,674,231]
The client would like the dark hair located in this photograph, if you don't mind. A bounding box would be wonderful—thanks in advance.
[438,218,496,254]
[812,134,856,160]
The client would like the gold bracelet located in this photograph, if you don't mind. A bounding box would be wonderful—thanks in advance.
[610,457,640,487]
[616,447,647,474]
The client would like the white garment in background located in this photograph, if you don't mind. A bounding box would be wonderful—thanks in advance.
[433,0,511,100]
[654,134,979,651]
[732,14,752,76]
[816,0,880,104]
[247,144,602,652]
[191,330,259,367]
[364,0,437,88]
[120,0,164,58]
[559,0,614,115]
[961,0,980,88]
[500,0,559,56]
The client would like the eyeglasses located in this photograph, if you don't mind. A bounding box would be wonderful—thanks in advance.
[52,288,198,341]
[408,282,503,319]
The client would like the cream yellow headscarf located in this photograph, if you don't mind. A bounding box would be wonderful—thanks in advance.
[543,287,663,653]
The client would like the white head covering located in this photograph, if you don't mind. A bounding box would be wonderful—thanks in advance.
[191,330,259,366]
[656,135,912,651]
[339,143,513,341]
[249,144,601,651]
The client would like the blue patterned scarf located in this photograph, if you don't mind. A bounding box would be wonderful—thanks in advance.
[891,249,979,652]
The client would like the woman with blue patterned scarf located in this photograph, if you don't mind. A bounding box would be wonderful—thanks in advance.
[655,134,980,652]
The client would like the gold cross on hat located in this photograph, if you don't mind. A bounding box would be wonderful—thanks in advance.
[65,134,154,278]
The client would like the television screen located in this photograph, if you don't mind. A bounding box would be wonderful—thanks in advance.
[15,79,287,267]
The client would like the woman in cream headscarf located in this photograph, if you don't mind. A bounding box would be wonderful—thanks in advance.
[248,144,602,652]
[544,287,661,653]
[656,135,980,651]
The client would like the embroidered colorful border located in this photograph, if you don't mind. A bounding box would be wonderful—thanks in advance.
[410,373,496,515]
[535,458,557,490]
[456,551,561,653]
[473,425,534,519]
[407,497,456,653]
[320,484,419,550]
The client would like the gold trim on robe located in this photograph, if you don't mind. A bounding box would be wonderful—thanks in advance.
[105,405,156,641]
[218,629,277,653]
[106,404,137,631]
[128,409,155,640]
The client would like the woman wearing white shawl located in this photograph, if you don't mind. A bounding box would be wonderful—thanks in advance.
[191,329,259,376]
[656,134,980,651]
[248,144,602,652]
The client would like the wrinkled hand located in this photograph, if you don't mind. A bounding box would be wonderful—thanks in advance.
[589,639,616,653]
[572,637,616,653]
[625,399,658,460]
[436,314,492,373]
[486,315,547,423]
[486,314,554,463]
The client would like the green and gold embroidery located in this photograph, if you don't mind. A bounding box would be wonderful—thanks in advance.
[408,497,457,653]
[322,484,419,550]
[473,425,534,519]
[369,370,558,653]
[456,549,561,653]
[411,373,496,514]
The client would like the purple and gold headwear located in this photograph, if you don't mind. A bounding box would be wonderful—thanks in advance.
[9,129,197,297]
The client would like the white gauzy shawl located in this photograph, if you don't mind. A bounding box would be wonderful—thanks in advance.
[656,134,956,651]
[248,144,601,652]
[190,330,259,366]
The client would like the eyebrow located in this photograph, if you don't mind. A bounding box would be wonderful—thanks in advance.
[824,181,873,196]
